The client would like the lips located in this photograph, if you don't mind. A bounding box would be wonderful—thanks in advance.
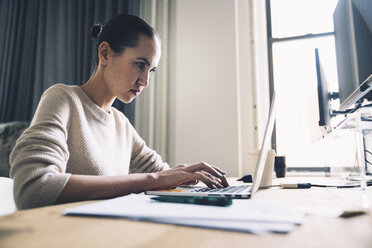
[130,89,141,96]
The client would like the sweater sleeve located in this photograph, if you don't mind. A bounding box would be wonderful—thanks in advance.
[129,124,169,174]
[10,86,72,210]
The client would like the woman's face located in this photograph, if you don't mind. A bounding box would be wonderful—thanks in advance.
[102,34,161,103]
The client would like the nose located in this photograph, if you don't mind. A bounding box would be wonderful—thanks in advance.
[137,70,151,87]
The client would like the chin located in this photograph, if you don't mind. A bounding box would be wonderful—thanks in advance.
[118,96,135,104]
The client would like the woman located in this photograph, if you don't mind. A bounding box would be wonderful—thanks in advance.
[10,14,228,210]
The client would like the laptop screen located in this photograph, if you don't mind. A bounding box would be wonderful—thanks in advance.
[250,91,277,197]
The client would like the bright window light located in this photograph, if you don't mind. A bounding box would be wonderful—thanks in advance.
[271,0,339,38]
[270,0,356,168]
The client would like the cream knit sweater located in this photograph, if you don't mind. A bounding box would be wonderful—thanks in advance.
[10,84,169,209]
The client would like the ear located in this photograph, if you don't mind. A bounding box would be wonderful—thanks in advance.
[98,42,110,66]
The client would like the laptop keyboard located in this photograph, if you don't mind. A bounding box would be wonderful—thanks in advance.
[191,185,251,194]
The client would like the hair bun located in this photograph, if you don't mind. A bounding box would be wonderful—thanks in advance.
[91,24,103,41]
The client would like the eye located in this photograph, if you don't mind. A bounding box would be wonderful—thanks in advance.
[150,67,157,73]
[135,62,146,70]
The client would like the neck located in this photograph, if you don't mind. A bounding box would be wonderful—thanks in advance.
[80,70,115,113]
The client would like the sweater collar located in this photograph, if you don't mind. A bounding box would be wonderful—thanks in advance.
[74,86,115,126]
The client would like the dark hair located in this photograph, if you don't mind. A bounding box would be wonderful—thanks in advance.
[91,14,158,55]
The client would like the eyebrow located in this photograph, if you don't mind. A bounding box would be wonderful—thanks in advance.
[137,57,151,66]
[137,57,158,71]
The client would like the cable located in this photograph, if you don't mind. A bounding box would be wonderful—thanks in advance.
[331,100,372,117]
[361,117,372,122]
[365,150,372,156]
[332,101,362,116]
[364,150,372,166]
[262,181,372,189]
[311,181,372,188]
[365,159,372,166]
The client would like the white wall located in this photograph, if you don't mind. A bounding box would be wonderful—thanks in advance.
[167,0,269,176]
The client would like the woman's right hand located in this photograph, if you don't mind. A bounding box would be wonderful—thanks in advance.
[149,162,229,190]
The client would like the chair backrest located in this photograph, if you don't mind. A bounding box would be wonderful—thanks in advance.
[0,121,29,177]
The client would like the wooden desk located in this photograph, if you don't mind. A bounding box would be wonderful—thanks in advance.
[1,180,372,248]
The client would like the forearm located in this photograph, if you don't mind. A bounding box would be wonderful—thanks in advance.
[56,162,229,205]
[56,173,158,204]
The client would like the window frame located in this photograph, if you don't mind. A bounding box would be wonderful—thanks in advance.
[265,0,335,171]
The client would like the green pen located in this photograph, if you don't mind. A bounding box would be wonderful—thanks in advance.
[151,196,232,207]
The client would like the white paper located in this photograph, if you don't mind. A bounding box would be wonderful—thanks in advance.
[147,218,298,234]
[63,194,304,234]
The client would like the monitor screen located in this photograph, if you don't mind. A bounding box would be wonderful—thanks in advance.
[333,0,372,110]
[315,48,331,129]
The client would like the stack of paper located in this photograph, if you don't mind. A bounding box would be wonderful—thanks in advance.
[63,194,304,234]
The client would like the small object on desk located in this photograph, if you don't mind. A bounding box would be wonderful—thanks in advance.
[237,174,253,183]
[260,183,312,189]
[151,196,232,207]
[274,156,286,178]
[281,183,312,189]
[340,210,368,218]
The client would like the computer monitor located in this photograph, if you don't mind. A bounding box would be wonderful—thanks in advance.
[315,48,331,131]
[333,0,372,111]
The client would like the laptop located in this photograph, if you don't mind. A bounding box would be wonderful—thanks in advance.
[146,91,277,199]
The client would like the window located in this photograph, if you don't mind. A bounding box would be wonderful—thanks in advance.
[267,0,355,169]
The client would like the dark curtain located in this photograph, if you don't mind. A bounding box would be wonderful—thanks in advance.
[0,0,138,124]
